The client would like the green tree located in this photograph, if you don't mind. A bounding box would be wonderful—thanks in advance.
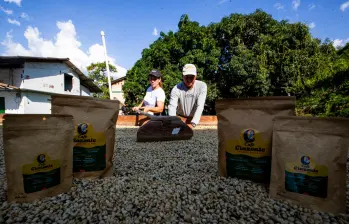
[122,9,348,117]
[87,62,117,99]
[122,14,220,114]
[210,9,335,98]
[296,42,349,117]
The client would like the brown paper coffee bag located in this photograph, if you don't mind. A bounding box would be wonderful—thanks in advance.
[215,96,297,106]
[216,96,296,183]
[269,116,349,214]
[51,95,120,179]
[3,114,74,203]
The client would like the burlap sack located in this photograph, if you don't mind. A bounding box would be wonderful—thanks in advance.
[269,116,349,214]
[3,114,74,203]
[51,95,120,179]
[216,96,296,183]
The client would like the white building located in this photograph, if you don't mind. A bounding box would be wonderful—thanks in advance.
[0,56,102,115]
[111,76,126,104]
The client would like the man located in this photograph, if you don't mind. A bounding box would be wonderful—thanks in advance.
[168,64,207,128]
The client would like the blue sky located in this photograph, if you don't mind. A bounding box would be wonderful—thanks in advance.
[0,0,348,76]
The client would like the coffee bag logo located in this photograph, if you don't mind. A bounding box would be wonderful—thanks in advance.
[292,156,318,173]
[74,123,97,143]
[78,123,88,136]
[243,129,255,146]
[228,128,268,155]
[37,154,46,164]
[301,156,310,165]
[26,153,55,172]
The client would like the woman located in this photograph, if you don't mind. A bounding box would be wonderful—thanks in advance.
[132,69,166,115]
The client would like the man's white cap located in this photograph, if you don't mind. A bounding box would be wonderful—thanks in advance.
[182,64,197,76]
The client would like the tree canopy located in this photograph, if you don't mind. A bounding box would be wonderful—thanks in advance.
[87,62,117,99]
[122,9,349,117]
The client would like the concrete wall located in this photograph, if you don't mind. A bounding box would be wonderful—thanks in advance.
[80,85,91,96]
[116,115,218,126]
[0,68,23,87]
[0,91,52,114]
[0,91,25,114]
[23,92,51,114]
[1,62,93,97]
[0,61,95,115]
[111,79,125,104]
[22,62,81,95]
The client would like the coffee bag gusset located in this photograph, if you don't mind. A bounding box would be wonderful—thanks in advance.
[51,95,120,179]
[3,114,74,203]
[269,116,349,214]
[216,96,296,183]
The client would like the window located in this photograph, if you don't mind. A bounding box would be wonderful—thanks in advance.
[64,73,73,92]
[0,97,5,114]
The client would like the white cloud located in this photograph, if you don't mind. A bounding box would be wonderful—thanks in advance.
[1,30,31,55]
[308,3,316,10]
[308,22,316,29]
[152,27,158,36]
[218,0,228,5]
[20,12,29,20]
[1,20,127,78]
[333,38,349,48]
[274,3,284,10]
[340,1,349,11]
[7,18,20,26]
[292,0,301,10]
[4,0,21,7]
[0,6,13,15]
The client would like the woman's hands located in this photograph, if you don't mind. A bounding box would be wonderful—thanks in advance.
[132,100,163,114]
[132,100,144,112]
[132,106,141,111]
[132,107,151,113]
